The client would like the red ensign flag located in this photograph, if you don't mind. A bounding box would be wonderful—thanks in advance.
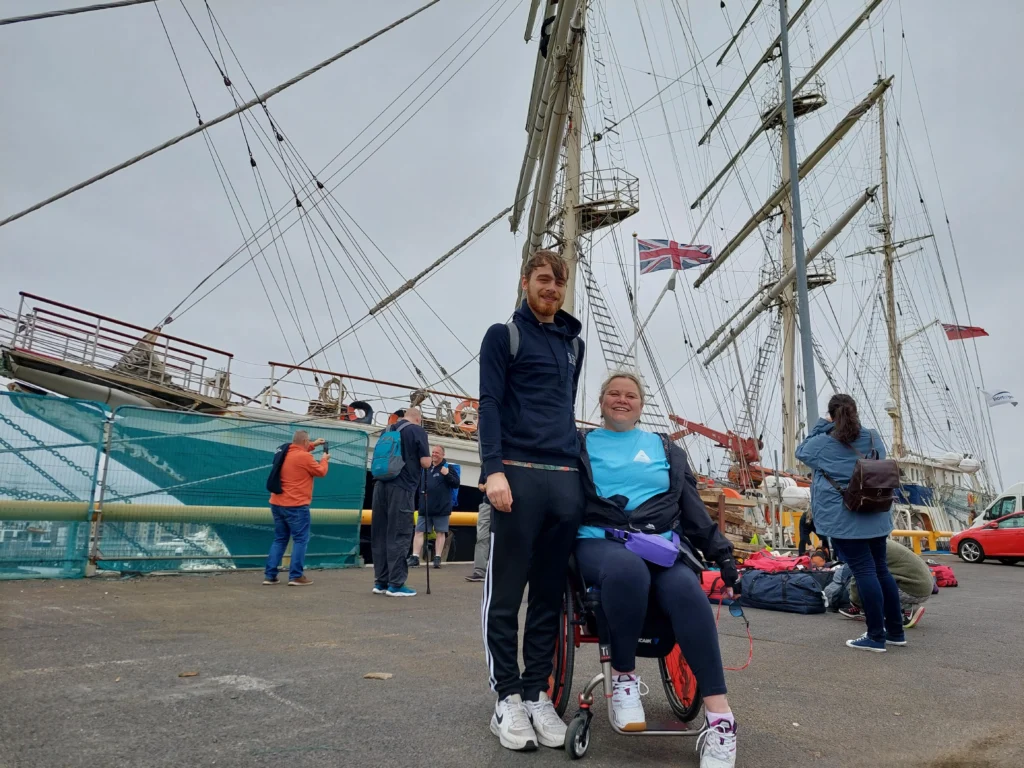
[942,324,988,341]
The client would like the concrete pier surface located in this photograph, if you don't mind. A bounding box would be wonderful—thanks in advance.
[1,554,1020,768]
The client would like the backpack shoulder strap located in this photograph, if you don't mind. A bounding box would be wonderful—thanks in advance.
[394,421,410,432]
[508,319,579,362]
[865,430,879,459]
[818,468,846,494]
[506,320,520,360]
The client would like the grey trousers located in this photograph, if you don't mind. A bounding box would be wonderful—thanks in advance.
[473,501,491,573]
[371,481,415,588]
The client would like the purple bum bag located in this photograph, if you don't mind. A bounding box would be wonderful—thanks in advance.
[604,528,680,568]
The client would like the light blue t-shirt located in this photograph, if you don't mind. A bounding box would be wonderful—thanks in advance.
[578,428,673,540]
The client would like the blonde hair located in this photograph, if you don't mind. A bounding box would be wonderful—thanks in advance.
[598,371,645,407]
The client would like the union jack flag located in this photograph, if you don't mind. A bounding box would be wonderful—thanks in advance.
[637,239,713,274]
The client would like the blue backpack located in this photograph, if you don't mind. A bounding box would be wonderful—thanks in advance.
[371,422,410,480]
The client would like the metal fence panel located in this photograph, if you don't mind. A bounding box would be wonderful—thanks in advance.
[0,392,105,579]
[95,407,368,574]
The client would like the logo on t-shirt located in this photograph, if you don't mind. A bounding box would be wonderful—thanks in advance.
[633,450,652,463]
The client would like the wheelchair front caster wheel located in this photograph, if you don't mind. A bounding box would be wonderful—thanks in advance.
[565,712,591,759]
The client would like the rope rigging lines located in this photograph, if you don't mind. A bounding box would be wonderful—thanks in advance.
[0,0,155,26]
[142,0,529,411]
[165,0,518,324]
[0,0,443,230]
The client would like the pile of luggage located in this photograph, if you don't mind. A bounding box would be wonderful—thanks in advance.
[699,548,958,614]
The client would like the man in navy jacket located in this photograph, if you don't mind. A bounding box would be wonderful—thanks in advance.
[478,249,585,752]
[410,445,460,569]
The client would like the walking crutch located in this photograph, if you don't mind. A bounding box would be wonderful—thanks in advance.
[422,466,432,595]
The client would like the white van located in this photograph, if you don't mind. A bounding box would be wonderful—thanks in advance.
[970,482,1024,528]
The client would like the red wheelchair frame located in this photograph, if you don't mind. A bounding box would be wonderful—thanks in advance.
[546,572,706,759]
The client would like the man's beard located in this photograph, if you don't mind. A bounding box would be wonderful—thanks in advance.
[528,290,562,315]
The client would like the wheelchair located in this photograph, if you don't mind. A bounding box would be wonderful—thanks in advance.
[546,558,706,759]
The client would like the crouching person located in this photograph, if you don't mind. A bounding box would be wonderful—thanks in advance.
[845,539,933,628]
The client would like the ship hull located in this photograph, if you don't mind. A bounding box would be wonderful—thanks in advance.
[6,395,380,572]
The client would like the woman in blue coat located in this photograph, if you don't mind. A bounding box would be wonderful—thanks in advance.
[795,394,904,652]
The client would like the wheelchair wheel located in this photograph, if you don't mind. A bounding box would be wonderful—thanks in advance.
[565,710,592,759]
[547,579,575,717]
[659,644,703,722]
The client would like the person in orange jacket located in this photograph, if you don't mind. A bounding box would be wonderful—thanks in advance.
[263,430,329,586]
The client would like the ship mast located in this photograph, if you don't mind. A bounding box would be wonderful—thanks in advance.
[693,2,891,476]
[779,111,799,471]
[878,85,904,457]
[560,3,586,315]
[511,0,588,309]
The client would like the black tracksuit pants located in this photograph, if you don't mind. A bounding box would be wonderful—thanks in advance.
[481,463,584,701]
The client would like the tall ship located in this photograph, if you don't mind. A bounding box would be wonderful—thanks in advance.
[0,1,1002,574]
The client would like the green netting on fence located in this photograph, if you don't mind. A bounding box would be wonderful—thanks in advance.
[0,392,105,579]
[95,407,368,573]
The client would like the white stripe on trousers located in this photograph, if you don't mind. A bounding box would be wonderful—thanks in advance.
[480,530,497,691]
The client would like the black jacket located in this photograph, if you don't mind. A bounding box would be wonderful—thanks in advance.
[578,431,734,567]
[265,442,291,495]
[419,460,461,517]
[478,301,585,476]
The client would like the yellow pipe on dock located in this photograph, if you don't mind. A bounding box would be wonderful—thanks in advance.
[0,499,360,525]
[359,510,479,526]
[776,512,953,554]
[0,500,481,526]
[891,529,953,554]
[0,500,90,521]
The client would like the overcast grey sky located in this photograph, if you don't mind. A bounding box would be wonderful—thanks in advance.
[1,0,1021,488]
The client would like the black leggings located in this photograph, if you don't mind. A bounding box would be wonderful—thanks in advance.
[575,538,727,697]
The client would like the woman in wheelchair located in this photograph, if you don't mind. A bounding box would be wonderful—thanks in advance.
[575,372,740,767]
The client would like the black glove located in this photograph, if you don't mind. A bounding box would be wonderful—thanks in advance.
[717,555,739,589]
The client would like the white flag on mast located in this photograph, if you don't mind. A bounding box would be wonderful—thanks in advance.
[983,390,1018,408]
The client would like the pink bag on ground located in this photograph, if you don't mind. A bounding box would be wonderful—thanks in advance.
[742,549,811,573]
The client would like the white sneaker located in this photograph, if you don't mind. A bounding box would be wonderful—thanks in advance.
[611,673,647,732]
[697,717,738,768]
[523,691,567,748]
[490,694,538,751]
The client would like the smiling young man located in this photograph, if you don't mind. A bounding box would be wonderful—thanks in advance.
[478,249,586,752]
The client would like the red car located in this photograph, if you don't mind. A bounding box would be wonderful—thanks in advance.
[951,512,1024,565]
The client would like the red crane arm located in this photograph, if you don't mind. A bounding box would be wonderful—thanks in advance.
[667,415,761,464]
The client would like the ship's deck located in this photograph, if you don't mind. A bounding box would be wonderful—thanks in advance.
[1,556,1021,768]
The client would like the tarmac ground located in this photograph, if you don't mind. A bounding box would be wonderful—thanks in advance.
[1,554,1020,768]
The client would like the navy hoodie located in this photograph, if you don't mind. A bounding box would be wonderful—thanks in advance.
[478,300,585,477]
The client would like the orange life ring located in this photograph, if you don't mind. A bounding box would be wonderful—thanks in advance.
[454,399,479,433]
